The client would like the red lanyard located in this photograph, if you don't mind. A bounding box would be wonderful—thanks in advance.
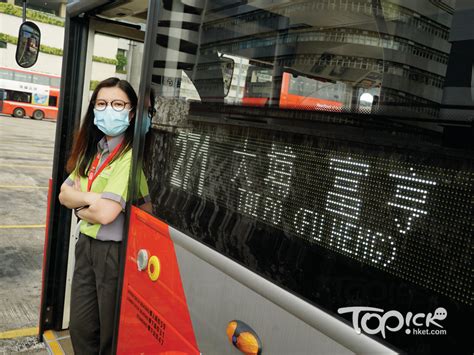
[87,141,124,192]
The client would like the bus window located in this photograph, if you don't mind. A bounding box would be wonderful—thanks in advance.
[242,66,273,106]
[7,90,31,103]
[0,69,13,80]
[13,71,32,83]
[33,74,50,86]
[48,95,58,107]
[248,67,272,97]
[50,77,60,88]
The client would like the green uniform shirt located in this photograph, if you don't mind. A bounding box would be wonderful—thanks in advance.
[65,136,150,241]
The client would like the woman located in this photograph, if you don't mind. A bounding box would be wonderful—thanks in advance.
[58,77,147,354]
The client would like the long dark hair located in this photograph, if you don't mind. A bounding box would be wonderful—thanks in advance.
[66,77,138,176]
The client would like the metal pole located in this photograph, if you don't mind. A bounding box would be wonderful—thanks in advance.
[22,0,26,22]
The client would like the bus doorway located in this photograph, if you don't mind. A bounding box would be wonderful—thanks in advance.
[39,7,145,351]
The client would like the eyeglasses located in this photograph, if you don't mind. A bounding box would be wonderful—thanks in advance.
[94,99,132,112]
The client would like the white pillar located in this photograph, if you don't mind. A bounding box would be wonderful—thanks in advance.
[59,3,66,18]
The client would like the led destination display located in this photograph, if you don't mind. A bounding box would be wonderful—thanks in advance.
[166,129,472,305]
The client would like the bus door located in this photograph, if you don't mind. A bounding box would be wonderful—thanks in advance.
[40,3,145,342]
[62,22,145,330]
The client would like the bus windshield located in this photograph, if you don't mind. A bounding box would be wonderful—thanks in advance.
[246,66,272,97]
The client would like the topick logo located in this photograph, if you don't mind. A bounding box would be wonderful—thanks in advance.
[338,306,447,338]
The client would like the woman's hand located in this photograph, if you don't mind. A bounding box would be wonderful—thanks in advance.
[59,182,101,209]
[77,198,123,225]
[71,178,101,206]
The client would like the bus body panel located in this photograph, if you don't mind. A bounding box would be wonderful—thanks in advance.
[1,100,59,119]
[241,97,268,107]
[117,207,200,354]
[118,208,395,354]
[173,240,353,355]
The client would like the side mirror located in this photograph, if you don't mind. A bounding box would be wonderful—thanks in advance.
[220,55,234,97]
[16,21,41,68]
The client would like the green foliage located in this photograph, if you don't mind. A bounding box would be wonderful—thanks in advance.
[39,44,63,56]
[93,56,118,65]
[0,33,17,45]
[116,52,127,72]
[0,3,65,27]
[90,80,100,91]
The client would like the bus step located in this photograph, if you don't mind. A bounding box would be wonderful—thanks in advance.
[42,330,73,355]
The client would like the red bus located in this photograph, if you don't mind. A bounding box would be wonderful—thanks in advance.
[0,66,60,120]
[39,1,472,354]
[243,65,344,111]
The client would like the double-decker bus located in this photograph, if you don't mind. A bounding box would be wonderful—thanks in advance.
[40,1,473,354]
[243,64,345,111]
[0,66,60,120]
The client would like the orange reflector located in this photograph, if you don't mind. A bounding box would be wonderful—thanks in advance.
[226,320,262,355]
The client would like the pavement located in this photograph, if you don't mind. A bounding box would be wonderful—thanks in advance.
[0,114,55,354]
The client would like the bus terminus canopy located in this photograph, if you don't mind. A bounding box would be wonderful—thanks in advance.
[41,0,473,354]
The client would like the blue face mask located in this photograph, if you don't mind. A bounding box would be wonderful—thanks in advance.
[93,107,130,136]
[143,113,151,134]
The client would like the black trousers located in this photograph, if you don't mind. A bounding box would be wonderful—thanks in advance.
[70,234,121,355]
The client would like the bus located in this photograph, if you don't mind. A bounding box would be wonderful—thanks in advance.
[243,65,345,111]
[0,66,60,120]
[40,1,472,354]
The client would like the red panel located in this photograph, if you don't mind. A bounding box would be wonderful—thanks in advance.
[280,94,343,111]
[242,97,268,106]
[117,207,200,354]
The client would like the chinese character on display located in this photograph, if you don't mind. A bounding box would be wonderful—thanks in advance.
[325,157,369,253]
[232,139,259,217]
[326,157,369,220]
[262,143,296,224]
[388,168,436,234]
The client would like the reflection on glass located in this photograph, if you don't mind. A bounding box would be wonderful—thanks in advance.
[138,88,157,215]
[143,2,473,353]
[150,0,474,123]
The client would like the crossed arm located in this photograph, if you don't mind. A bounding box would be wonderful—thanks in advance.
[58,179,123,225]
